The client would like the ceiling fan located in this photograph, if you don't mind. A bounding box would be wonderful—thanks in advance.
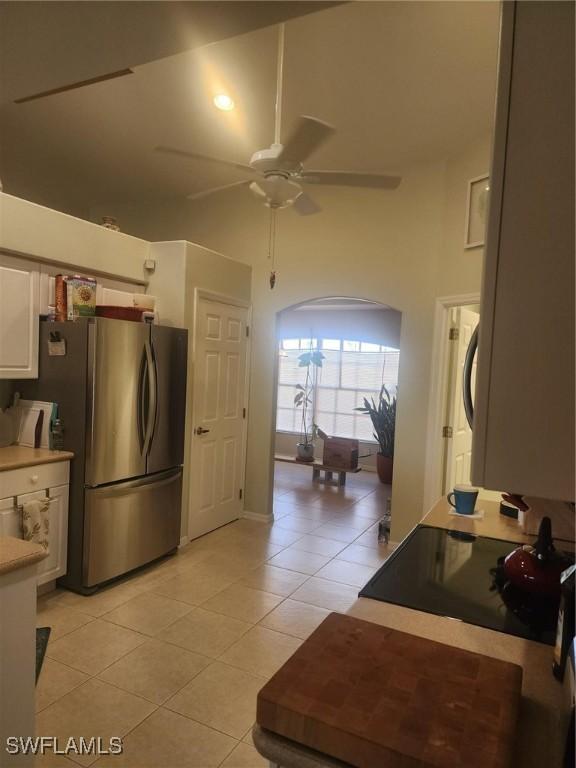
[154,25,401,216]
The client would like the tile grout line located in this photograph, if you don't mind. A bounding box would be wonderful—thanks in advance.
[37,466,387,766]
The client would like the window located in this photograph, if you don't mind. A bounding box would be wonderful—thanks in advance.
[277,337,399,441]
[276,338,319,434]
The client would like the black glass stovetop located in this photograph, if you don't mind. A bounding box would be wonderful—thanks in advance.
[359,525,571,645]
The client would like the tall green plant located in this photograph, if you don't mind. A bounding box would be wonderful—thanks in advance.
[294,348,324,446]
[355,385,397,458]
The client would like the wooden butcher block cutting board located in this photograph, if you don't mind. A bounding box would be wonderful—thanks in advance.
[257,613,523,768]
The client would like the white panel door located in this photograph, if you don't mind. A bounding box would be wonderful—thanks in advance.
[0,253,39,379]
[189,299,248,540]
[445,307,478,491]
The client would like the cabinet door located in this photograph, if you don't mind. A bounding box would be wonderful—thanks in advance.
[14,490,49,588]
[11,486,69,585]
[40,484,69,585]
[0,495,21,537]
[0,253,40,379]
[472,1,575,501]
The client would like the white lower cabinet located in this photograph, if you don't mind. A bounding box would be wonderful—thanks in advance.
[0,462,69,586]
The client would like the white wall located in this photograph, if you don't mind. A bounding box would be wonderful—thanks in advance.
[88,137,491,540]
[148,241,189,327]
[437,136,491,296]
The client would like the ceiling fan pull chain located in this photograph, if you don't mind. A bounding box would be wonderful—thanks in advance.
[269,207,278,289]
[267,207,274,260]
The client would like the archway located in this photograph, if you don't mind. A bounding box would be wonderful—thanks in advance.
[269,296,402,556]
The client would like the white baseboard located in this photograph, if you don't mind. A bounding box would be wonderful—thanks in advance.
[241,509,274,523]
[37,580,56,596]
[178,536,189,548]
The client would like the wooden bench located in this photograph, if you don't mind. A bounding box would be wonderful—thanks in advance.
[275,454,361,487]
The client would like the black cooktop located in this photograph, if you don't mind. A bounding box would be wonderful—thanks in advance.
[359,525,570,645]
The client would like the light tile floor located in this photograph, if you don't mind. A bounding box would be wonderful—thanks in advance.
[35,463,395,767]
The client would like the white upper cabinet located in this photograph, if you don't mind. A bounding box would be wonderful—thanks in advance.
[0,253,40,379]
[472,1,575,501]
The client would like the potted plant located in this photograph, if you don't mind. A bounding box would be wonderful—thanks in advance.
[294,348,324,461]
[355,385,397,483]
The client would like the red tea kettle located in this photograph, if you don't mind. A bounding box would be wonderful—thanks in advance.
[504,517,569,597]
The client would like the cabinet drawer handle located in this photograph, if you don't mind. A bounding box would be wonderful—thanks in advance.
[30,474,39,484]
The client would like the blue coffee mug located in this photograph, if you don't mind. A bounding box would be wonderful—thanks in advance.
[447,485,479,515]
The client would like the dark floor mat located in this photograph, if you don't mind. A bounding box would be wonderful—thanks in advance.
[36,626,51,683]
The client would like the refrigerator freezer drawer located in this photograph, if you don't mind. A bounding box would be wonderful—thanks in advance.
[84,468,182,587]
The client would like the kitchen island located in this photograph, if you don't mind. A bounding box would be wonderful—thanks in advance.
[255,498,573,767]
[346,499,573,767]
[0,537,47,767]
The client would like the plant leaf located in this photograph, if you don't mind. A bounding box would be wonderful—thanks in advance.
[354,386,397,458]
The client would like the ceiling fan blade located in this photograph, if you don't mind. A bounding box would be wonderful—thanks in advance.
[301,171,402,190]
[187,180,251,201]
[155,146,255,175]
[292,192,321,216]
[278,116,335,166]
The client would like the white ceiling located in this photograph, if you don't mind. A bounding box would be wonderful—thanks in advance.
[0,1,500,217]
[0,1,335,105]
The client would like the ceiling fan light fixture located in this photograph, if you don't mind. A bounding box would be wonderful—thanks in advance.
[213,93,234,111]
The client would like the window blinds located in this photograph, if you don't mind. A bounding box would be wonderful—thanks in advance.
[277,338,399,441]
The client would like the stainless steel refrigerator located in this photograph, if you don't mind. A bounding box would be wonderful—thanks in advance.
[20,318,187,592]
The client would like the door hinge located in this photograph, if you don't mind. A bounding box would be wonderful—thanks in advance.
[449,327,459,341]
[442,426,453,438]
[239,488,243,500]
[246,326,250,338]
[242,407,246,419]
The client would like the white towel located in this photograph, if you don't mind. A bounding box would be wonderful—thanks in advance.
[21,498,50,552]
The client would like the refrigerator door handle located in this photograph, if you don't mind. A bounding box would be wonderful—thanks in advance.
[137,347,147,452]
[143,338,157,456]
[463,324,478,429]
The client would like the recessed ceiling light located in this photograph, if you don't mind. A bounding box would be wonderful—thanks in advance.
[213,94,234,111]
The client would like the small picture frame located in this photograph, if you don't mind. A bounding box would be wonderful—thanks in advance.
[464,175,490,249]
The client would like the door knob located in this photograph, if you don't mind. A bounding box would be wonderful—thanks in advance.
[195,427,210,435]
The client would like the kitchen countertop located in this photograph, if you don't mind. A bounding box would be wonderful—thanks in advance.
[0,536,47,575]
[425,496,536,544]
[425,496,575,547]
[344,498,572,766]
[0,445,74,471]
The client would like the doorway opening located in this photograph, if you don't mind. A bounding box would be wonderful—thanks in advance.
[271,297,402,551]
[441,303,479,493]
[424,294,500,513]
